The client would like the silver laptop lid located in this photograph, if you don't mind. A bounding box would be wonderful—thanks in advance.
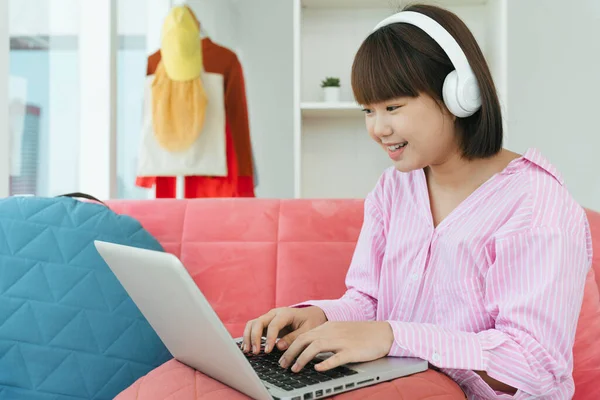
[94,240,273,400]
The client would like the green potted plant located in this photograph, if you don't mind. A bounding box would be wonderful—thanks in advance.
[321,76,340,102]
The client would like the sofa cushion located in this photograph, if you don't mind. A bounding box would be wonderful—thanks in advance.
[0,196,172,399]
[114,359,466,400]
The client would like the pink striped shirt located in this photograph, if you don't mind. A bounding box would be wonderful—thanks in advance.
[302,148,592,399]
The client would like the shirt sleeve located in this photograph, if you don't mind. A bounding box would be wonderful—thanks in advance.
[386,225,592,398]
[292,191,386,322]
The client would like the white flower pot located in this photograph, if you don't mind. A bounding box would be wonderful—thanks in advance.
[323,86,340,102]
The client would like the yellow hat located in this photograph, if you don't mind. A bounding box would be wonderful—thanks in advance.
[160,6,202,82]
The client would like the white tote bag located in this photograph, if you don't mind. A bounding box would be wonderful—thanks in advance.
[137,72,227,177]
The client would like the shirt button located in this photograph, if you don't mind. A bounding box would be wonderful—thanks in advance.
[411,273,419,281]
[432,353,441,363]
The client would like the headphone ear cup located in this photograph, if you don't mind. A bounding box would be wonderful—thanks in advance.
[443,70,482,118]
[443,70,470,118]
[460,75,482,115]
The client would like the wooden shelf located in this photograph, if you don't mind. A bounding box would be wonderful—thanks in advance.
[301,0,488,9]
[301,102,363,118]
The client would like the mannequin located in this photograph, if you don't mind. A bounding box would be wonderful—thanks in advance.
[136,5,255,198]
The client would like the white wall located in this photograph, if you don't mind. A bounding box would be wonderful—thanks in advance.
[231,0,296,198]
[302,116,391,198]
[183,0,238,51]
[485,0,508,133]
[504,0,600,211]
[145,0,171,55]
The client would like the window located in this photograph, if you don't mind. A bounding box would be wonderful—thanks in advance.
[1,0,209,199]
[8,0,81,196]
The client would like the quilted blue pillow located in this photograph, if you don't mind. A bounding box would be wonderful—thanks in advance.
[0,196,172,399]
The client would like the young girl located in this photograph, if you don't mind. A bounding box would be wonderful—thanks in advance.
[242,3,592,399]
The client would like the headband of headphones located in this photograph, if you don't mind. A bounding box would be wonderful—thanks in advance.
[372,11,474,85]
[372,11,482,117]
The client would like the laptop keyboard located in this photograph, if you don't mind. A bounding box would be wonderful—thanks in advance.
[239,339,358,392]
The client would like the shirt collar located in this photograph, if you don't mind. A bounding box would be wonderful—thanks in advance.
[508,148,564,185]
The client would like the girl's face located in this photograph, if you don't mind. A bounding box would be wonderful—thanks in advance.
[362,93,459,173]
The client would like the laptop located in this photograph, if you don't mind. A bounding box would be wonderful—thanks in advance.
[94,240,428,400]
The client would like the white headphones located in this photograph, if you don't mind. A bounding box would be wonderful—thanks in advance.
[372,11,482,118]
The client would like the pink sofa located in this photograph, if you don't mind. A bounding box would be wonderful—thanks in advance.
[106,199,600,399]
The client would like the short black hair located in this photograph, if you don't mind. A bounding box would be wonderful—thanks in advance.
[351,3,503,159]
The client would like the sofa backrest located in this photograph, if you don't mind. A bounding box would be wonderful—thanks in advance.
[107,199,600,337]
[107,199,363,336]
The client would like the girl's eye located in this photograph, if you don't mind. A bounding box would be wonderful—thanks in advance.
[361,108,372,114]
[386,105,401,112]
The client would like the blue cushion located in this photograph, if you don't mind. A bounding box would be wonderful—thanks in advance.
[0,196,172,399]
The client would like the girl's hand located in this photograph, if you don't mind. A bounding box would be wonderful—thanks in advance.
[242,306,328,355]
[278,321,395,373]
